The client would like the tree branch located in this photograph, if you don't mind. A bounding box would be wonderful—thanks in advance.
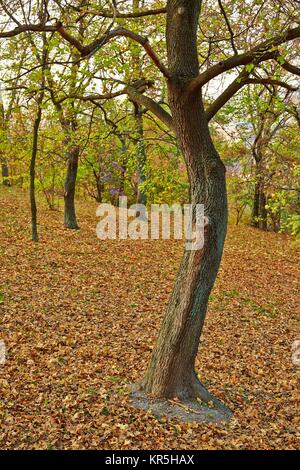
[125,86,175,131]
[206,69,250,121]
[56,90,125,104]
[52,78,174,131]
[217,0,238,55]
[0,23,56,37]
[189,25,300,93]
[75,7,167,22]
[0,21,170,79]
[80,26,171,78]
[206,71,298,122]
[245,78,298,91]
[276,58,300,77]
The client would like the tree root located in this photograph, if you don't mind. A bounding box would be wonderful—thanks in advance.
[130,374,233,423]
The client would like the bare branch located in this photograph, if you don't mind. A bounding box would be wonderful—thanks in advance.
[0,23,56,37]
[276,59,300,76]
[56,90,125,104]
[189,25,300,93]
[79,26,171,79]
[245,78,298,91]
[0,22,170,79]
[75,7,167,22]
[217,0,238,55]
[206,71,298,122]
[51,78,174,131]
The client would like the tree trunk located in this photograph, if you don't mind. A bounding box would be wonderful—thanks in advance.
[144,87,227,403]
[251,181,260,228]
[95,176,104,203]
[143,0,228,405]
[64,145,80,229]
[30,105,42,242]
[1,162,11,187]
[251,180,268,230]
[46,47,81,230]
[131,0,147,206]
[116,132,127,197]
[259,191,268,230]
[135,108,147,205]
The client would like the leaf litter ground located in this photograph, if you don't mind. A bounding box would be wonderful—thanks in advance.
[0,189,299,449]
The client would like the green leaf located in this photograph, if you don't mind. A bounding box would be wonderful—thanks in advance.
[245,63,255,73]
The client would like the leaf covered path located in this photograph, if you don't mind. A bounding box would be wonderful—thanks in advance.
[0,189,299,449]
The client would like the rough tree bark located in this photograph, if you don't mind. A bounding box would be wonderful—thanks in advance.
[252,185,268,230]
[259,191,268,231]
[141,0,228,409]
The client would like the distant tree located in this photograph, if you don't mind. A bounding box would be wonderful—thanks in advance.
[0,48,26,187]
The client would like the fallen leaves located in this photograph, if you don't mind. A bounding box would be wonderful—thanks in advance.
[0,189,299,449]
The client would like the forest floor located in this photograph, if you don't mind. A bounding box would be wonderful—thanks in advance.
[0,188,299,450]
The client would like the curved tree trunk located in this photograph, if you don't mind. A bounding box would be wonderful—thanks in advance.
[64,145,80,229]
[143,0,228,406]
[144,87,227,403]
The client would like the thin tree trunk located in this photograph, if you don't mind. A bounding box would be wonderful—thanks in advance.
[93,155,104,203]
[1,162,10,186]
[135,108,147,205]
[45,48,81,229]
[251,181,260,228]
[1,72,20,188]
[95,175,104,203]
[251,181,268,230]
[131,0,147,206]
[259,191,268,230]
[30,105,42,242]
[116,132,127,197]
[64,145,80,229]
